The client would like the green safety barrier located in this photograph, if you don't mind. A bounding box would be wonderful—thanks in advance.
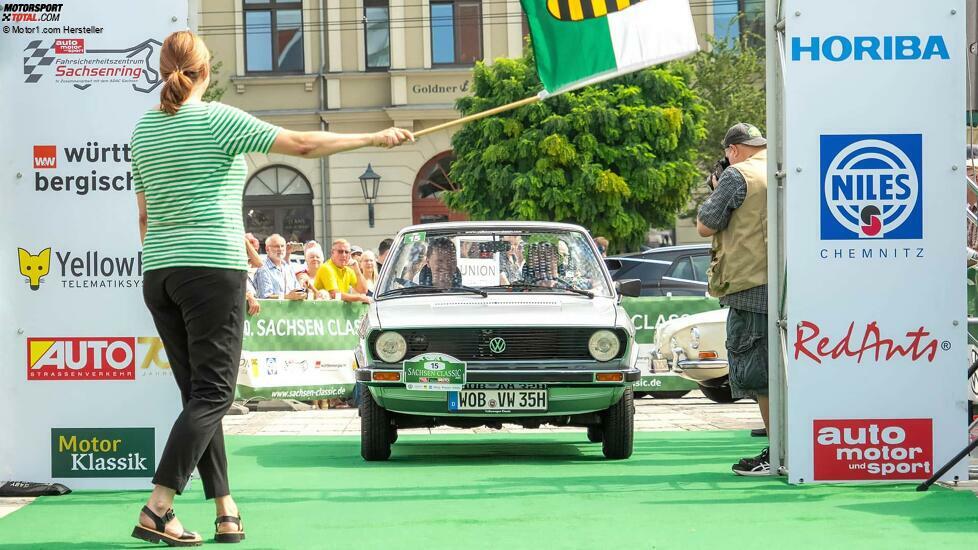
[237,297,724,400]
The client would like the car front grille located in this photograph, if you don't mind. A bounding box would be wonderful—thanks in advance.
[368,328,627,363]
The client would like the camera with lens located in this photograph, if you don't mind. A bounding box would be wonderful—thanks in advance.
[708,157,730,189]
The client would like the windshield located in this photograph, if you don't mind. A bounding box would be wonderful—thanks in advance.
[377,228,613,298]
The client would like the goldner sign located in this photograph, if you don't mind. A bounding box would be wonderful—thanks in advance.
[403,353,466,391]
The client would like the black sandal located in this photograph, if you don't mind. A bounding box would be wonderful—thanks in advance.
[131,506,202,547]
[214,514,245,543]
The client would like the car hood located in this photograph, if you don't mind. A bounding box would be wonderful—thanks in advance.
[375,294,619,328]
[655,308,729,358]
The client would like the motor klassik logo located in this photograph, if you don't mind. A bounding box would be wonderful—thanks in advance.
[51,427,155,478]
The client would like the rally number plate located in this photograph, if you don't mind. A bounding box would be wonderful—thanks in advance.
[448,389,548,412]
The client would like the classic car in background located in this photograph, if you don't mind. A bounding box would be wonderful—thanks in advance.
[652,308,742,403]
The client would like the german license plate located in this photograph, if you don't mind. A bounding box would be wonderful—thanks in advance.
[448,385,548,412]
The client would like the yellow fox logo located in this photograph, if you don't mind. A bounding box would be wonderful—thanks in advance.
[18,247,51,291]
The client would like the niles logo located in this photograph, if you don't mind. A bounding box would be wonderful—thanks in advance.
[794,321,947,365]
[792,35,950,62]
[820,134,922,240]
[51,428,154,478]
[18,247,50,290]
[53,38,84,54]
[813,419,932,480]
[33,145,56,168]
[17,247,142,290]
[28,338,136,381]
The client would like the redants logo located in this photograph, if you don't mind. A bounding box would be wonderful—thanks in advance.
[794,321,945,364]
[813,419,932,480]
[28,338,136,380]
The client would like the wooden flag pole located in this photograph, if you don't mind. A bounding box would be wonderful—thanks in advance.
[413,94,543,138]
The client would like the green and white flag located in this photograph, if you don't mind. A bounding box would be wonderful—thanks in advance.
[521,0,699,94]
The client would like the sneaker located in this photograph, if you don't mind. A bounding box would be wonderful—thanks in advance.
[732,447,770,476]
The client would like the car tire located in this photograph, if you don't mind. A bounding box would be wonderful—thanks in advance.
[586,425,603,443]
[601,388,634,459]
[389,425,398,445]
[360,387,391,461]
[698,384,737,404]
[650,390,691,399]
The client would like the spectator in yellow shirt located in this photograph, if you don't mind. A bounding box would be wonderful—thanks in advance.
[314,239,369,303]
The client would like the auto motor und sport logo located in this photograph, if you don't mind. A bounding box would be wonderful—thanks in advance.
[793,320,947,365]
[51,427,154,478]
[17,246,142,290]
[22,38,161,92]
[813,419,932,480]
[820,134,923,240]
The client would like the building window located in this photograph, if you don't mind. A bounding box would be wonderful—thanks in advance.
[243,165,315,251]
[412,151,467,224]
[365,0,391,69]
[244,0,304,74]
[430,0,482,66]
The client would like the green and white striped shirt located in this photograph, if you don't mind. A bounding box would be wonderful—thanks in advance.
[131,102,280,272]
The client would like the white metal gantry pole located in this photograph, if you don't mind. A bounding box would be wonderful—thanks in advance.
[765,0,786,475]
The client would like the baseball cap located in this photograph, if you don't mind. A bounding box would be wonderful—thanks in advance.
[351,245,364,256]
[722,123,767,148]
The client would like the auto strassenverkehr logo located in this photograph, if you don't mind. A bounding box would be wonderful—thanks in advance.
[28,337,136,380]
[820,134,923,240]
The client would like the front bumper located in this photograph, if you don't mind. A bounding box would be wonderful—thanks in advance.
[356,366,641,384]
[653,350,728,384]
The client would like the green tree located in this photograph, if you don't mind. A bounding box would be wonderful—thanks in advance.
[444,43,706,253]
[202,61,227,102]
[679,31,766,209]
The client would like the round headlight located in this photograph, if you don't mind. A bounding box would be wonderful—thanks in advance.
[374,331,407,363]
[588,330,621,362]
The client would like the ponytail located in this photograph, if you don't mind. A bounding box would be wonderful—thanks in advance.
[158,31,210,116]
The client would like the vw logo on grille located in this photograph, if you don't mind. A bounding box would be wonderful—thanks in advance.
[488,337,506,354]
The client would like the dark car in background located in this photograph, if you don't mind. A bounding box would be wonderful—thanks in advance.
[605,244,710,297]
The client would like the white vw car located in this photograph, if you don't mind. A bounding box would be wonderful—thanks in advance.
[652,308,740,403]
[355,222,643,460]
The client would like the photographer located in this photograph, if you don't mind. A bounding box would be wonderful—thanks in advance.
[696,122,770,476]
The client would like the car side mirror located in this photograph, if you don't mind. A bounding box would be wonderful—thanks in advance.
[615,279,641,297]
[604,258,622,271]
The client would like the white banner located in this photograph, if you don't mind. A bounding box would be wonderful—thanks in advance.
[0,1,189,489]
[783,0,968,483]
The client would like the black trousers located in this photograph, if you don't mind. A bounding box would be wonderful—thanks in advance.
[143,267,246,499]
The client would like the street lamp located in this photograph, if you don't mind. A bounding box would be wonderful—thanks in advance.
[359,163,381,228]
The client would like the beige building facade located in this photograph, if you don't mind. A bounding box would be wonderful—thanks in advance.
[197,0,716,251]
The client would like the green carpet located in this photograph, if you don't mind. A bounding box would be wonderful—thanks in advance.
[0,431,975,549]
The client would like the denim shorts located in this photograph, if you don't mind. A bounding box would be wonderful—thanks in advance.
[725,307,768,399]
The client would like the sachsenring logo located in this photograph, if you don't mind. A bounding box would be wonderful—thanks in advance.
[23,38,162,92]
[820,134,922,240]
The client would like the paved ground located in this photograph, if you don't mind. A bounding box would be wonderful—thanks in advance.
[222,390,763,436]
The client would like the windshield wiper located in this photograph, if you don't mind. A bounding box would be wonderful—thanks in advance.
[378,285,487,298]
[483,282,594,299]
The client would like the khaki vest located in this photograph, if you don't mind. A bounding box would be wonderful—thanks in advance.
[707,149,768,299]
